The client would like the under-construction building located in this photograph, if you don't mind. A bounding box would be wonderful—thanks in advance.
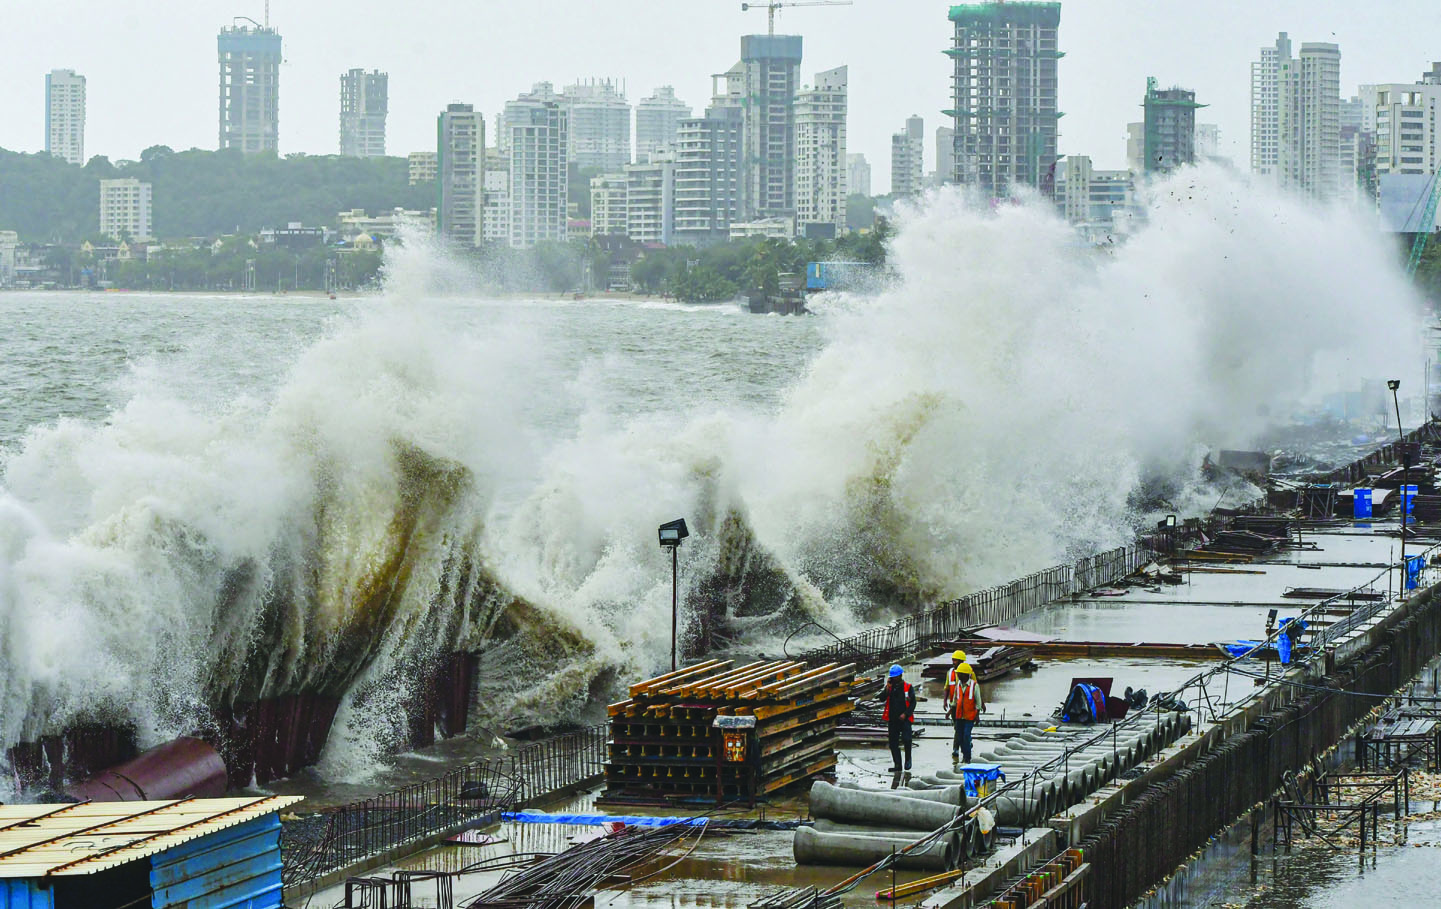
[1142,78,1204,173]
[218,22,282,153]
[946,2,1062,198]
[738,35,803,219]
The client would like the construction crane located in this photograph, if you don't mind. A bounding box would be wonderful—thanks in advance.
[1405,171,1441,278]
[741,1,853,38]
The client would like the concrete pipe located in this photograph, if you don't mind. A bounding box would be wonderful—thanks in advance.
[840,782,967,807]
[810,781,961,831]
[812,819,961,845]
[66,736,227,803]
[794,826,957,871]
[990,794,1043,827]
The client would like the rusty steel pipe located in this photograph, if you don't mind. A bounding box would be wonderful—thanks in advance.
[66,736,227,802]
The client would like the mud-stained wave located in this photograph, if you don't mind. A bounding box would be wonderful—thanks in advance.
[0,168,1426,792]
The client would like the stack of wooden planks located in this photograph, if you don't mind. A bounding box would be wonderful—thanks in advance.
[600,659,855,805]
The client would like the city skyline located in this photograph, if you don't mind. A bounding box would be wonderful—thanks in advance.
[2,1,1437,193]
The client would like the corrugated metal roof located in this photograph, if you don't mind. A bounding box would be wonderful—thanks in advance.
[0,796,302,879]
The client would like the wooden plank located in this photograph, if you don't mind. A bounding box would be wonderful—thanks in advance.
[628,660,727,698]
[662,661,765,697]
[722,663,806,698]
[607,698,634,717]
[699,663,795,697]
[757,700,854,740]
[752,685,852,719]
[769,663,856,697]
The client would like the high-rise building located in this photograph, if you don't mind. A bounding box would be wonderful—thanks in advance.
[1142,78,1204,173]
[218,22,281,153]
[636,86,692,163]
[794,65,847,237]
[1056,156,1134,228]
[1124,122,1145,172]
[483,148,511,243]
[846,153,871,197]
[99,178,153,241]
[45,69,85,165]
[505,96,569,248]
[738,34,803,218]
[947,2,1062,197]
[408,151,438,185]
[624,151,676,244]
[437,104,484,247]
[934,126,956,185]
[673,101,744,245]
[1250,33,1343,200]
[589,173,629,237]
[340,69,388,157]
[1361,64,1441,179]
[1194,124,1221,161]
[890,115,924,196]
[562,79,631,171]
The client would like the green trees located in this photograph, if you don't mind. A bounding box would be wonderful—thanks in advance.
[0,146,434,241]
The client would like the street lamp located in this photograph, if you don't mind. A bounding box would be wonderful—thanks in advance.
[658,518,690,672]
[1389,379,1409,593]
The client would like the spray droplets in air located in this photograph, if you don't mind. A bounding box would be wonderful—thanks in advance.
[0,166,1423,788]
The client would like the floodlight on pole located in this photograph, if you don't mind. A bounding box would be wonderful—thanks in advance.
[658,519,689,672]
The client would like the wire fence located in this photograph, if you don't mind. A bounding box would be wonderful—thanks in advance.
[1308,419,1441,486]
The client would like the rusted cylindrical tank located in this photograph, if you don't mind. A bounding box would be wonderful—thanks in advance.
[66,736,227,802]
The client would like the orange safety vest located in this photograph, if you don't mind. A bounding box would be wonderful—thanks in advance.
[946,669,981,721]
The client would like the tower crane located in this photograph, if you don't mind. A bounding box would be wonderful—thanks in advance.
[741,1,853,38]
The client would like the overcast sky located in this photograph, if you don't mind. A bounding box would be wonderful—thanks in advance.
[2,1,1438,193]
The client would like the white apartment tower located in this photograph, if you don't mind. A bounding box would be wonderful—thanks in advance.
[934,126,956,185]
[505,96,569,248]
[482,148,511,244]
[1361,64,1441,179]
[635,86,692,163]
[408,151,438,185]
[340,69,388,157]
[738,35,804,218]
[1250,33,1343,200]
[891,115,924,196]
[45,69,86,165]
[846,153,871,197]
[99,178,153,241]
[624,151,676,244]
[589,173,629,237]
[438,104,484,247]
[948,2,1062,196]
[563,79,631,171]
[794,65,848,237]
[218,22,282,153]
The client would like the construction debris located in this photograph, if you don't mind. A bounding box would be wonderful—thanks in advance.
[601,660,856,805]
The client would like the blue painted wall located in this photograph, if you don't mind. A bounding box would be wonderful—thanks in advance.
[149,814,283,909]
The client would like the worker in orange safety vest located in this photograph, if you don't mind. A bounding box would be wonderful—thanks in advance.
[942,651,985,766]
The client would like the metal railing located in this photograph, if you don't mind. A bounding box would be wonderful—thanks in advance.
[794,543,1154,671]
[283,725,608,888]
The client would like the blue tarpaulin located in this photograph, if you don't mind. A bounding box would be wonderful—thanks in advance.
[1407,555,1425,590]
[501,811,707,826]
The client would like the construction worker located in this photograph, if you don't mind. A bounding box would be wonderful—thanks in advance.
[882,664,916,772]
[942,652,985,766]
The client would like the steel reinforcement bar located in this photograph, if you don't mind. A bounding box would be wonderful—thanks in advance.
[282,724,608,890]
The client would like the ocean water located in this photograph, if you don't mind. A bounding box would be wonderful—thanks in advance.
[0,170,1426,789]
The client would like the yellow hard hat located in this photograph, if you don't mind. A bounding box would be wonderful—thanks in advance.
[958,663,975,675]
[952,650,967,662]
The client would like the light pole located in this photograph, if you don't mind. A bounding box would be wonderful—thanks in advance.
[1389,379,1409,593]
[658,519,690,672]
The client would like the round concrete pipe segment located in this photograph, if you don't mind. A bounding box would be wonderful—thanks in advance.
[840,783,967,806]
[812,819,962,846]
[794,826,957,871]
[990,794,1044,827]
[810,781,961,831]
[65,736,227,802]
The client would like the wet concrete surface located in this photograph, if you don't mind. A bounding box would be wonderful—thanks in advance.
[295,523,1441,908]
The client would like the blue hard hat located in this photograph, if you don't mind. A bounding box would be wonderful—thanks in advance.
[888,664,904,678]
